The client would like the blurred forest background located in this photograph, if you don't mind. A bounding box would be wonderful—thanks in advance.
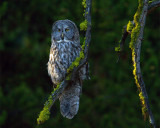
[0,0,160,128]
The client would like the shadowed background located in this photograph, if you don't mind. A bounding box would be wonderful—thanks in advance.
[0,0,160,128]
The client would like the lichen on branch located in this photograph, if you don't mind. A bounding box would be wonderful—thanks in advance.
[80,0,88,31]
[115,40,121,52]
[116,0,156,126]
[82,0,87,8]
[126,21,134,33]
[129,0,148,120]
[80,20,88,31]
[67,38,86,73]
[68,0,88,73]
[129,0,143,49]
[37,83,60,124]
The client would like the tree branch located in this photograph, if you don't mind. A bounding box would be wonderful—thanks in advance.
[116,26,129,62]
[134,0,155,127]
[148,0,160,13]
[71,0,92,80]
[117,0,158,127]
[117,0,160,57]
[37,0,92,124]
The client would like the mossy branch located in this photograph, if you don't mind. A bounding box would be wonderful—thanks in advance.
[37,0,92,125]
[72,0,91,80]
[37,81,68,124]
[131,0,156,127]
[116,0,160,55]
[116,0,160,127]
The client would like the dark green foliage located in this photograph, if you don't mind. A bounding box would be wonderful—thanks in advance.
[0,0,160,127]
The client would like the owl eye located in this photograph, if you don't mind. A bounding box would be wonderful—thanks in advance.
[58,29,61,32]
[65,28,69,32]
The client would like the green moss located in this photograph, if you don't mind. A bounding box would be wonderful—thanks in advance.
[37,96,51,124]
[82,0,86,8]
[81,38,86,50]
[129,0,143,49]
[129,0,147,120]
[81,0,87,30]
[80,20,88,31]
[148,0,155,4]
[67,38,86,73]
[127,21,134,33]
[115,39,121,52]
[54,83,60,91]
[129,24,140,49]
[131,49,147,119]
[115,46,120,52]
[37,83,60,124]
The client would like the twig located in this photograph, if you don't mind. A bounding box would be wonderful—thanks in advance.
[116,26,129,62]
[148,0,160,13]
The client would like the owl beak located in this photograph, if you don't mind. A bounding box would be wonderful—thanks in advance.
[61,33,64,40]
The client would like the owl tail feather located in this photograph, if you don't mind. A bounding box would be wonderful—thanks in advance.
[59,81,81,119]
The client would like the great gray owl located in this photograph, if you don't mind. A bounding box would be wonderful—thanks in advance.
[47,20,87,119]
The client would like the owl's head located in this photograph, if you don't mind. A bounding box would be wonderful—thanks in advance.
[51,20,80,43]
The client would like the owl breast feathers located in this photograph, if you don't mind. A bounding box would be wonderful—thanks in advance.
[47,20,87,119]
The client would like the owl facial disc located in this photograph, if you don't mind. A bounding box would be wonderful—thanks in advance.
[52,20,78,44]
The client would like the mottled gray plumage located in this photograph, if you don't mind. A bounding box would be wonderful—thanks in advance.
[48,20,87,119]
